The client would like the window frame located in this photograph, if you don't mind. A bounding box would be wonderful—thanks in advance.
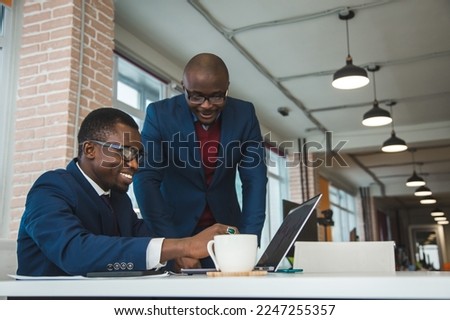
[113,53,181,213]
[0,1,23,238]
[258,147,289,253]
[329,184,357,242]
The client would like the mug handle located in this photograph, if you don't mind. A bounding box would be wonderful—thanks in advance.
[207,240,220,271]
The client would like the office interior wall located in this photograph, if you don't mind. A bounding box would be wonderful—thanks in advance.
[8,0,114,237]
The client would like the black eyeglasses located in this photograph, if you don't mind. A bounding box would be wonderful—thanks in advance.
[184,89,228,105]
[90,140,143,163]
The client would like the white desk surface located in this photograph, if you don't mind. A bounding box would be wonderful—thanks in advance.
[1,271,450,299]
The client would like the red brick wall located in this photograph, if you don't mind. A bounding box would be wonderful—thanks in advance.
[9,0,114,237]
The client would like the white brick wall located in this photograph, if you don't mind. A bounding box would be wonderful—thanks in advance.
[9,0,114,238]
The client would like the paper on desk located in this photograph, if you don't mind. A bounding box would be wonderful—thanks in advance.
[9,272,170,280]
[9,274,86,280]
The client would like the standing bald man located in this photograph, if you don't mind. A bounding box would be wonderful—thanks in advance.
[133,53,267,270]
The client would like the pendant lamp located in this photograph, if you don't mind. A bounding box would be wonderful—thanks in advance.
[414,185,432,196]
[382,132,407,152]
[420,196,436,204]
[332,10,369,90]
[381,104,407,152]
[405,149,425,187]
[430,208,445,217]
[362,66,392,126]
[406,171,426,187]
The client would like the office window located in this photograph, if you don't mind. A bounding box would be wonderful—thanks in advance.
[113,54,180,129]
[0,3,14,237]
[329,185,356,241]
[0,4,6,237]
[260,148,289,252]
[0,5,4,36]
[0,5,4,87]
[235,146,288,255]
[113,53,181,214]
[0,4,6,92]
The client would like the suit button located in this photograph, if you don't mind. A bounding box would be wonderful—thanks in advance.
[107,264,113,271]
[120,262,127,270]
[127,262,134,270]
[113,262,120,270]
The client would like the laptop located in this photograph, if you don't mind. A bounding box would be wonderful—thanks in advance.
[181,193,322,274]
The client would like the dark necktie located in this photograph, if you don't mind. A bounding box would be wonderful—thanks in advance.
[101,194,120,236]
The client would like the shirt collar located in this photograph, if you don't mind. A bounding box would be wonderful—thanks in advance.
[76,161,110,196]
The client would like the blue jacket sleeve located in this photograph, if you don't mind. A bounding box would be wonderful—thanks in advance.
[237,104,268,238]
[133,102,179,237]
[18,170,150,276]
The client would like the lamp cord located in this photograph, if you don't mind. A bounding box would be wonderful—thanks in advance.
[389,104,395,133]
[411,149,417,172]
[345,19,350,56]
[372,71,377,100]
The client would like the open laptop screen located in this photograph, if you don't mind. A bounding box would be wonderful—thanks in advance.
[255,194,322,271]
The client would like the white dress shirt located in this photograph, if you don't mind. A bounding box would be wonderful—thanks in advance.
[76,162,165,269]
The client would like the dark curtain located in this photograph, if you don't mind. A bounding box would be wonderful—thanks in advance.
[359,186,374,240]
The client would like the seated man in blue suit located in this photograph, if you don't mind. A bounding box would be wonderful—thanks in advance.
[133,53,268,270]
[17,107,231,276]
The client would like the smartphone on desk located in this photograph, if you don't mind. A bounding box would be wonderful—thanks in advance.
[180,268,216,275]
[86,269,165,278]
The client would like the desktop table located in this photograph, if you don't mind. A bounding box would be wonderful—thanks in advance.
[1,271,450,299]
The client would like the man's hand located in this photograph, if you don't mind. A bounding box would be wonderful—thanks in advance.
[186,223,239,258]
[174,257,201,273]
[160,223,239,263]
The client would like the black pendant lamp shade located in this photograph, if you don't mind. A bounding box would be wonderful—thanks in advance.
[405,149,425,187]
[414,185,432,196]
[431,207,444,217]
[381,103,407,153]
[406,170,426,187]
[420,196,437,204]
[332,56,370,90]
[362,100,392,126]
[362,66,392,126]
[332,10,369,90]
[381,130,408,152]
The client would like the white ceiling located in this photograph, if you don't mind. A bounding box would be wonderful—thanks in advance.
[114,0,450,214]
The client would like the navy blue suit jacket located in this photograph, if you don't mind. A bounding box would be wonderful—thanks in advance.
[17,159,151,276]
[133,94,267,239]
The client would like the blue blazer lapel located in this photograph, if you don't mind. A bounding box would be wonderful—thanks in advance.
[67,159,121,236]
[175,99,205,184]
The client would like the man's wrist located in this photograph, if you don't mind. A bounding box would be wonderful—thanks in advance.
[160,238,190,262]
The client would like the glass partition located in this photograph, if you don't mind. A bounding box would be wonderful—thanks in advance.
[409,224,447,270]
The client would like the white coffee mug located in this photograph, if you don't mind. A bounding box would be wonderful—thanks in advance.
[207,234,257,272]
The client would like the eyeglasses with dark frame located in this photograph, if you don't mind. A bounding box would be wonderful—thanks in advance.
[184,89,228,105]
[89,140,143,163]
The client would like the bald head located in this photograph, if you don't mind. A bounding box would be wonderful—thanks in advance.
[182,53,230,91]
[183,53,229,79]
